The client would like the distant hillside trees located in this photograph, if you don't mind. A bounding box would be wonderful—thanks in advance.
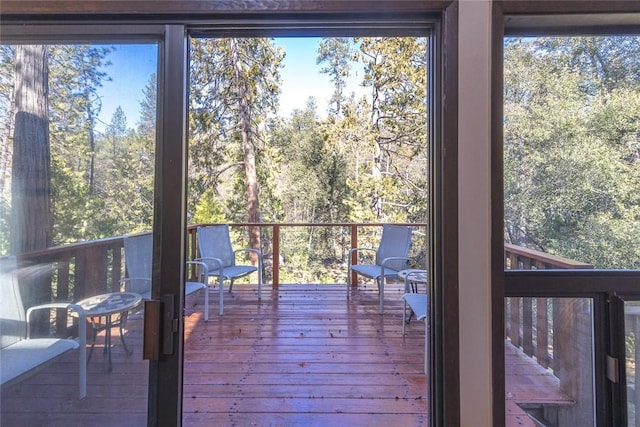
[504,36,640,268]
[0,37,428,277]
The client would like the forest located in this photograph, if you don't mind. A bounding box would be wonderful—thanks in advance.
[0,37,428,282]
[503,36,640,269]
[0,35,639,277]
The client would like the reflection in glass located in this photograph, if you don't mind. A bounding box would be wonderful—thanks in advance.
[625,301,640,426]
[0,43,156,424]
[505,297,594,426]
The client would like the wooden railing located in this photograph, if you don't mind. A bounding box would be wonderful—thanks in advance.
[18,229,588,307]
[187,222,428,288]
[17,235,127,304]
[504,242,593,270]
[505,244,596,425]
[504,243,593,371]
[16,223,428,309]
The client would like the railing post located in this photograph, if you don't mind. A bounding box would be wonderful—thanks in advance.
[74,244,107,299]
[187,228,198,279]
[273,224,279,289]
[522,297,534,356]
[508,297,521,347]
[536,297,549,368]
[350,224,358,288]
[55,260,70,337]
[110,243,123,292]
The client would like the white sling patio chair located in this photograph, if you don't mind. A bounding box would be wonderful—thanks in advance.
[1,256,87,398]
[122,233,209,320]
[347,224,413,313]
[196,224,263,315]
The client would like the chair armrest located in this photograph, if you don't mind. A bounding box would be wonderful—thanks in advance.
[233,248,262,263]
[347,247,376,267]
[26,302,87,339]
[380,256,413,272]
[233,249,262,271]
[195,257,224,269]
[186,260,209,282]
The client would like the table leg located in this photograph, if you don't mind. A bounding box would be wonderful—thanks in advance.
[87,318,98,365]
[119,311,134,355]
[106,315,113,372]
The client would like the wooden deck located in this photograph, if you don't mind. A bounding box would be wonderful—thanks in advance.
[1,283,428,426]
[1,282,573,426]
[504,341,574,427]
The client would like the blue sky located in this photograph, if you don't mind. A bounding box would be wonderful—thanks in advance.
[96,38,366,132]
[97,43,157,132]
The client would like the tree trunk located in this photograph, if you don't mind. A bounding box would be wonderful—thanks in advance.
[12,45,53,325]
[0,78,15,202]
[231,39,261,265]
[12,45,52,253]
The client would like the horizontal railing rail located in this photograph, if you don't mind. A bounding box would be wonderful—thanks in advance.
[16,223,428,309]
[504,243,594,270]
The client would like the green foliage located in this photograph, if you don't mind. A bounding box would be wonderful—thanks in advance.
[192,188,227,224]
[0,38,429,282]
[187,38,284,229]
[504,36,640,269]
[317,37,354,116]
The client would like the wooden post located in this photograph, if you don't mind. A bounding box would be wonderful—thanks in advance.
[508,297,521,347]
[536,297,549,368]
[74,244,106,300]
[350,224,358,288]
[110,244,122,292]
[522,297,534,356]
[272,224,279,289]
[552,298,594,426]
[55,260,70,337]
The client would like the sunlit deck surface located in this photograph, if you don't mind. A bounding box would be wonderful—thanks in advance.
[1,283,428,426]
[1,283,571,427]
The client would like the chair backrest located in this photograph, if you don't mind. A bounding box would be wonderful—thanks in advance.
[375,224,413,271]
[1,256,26,349]
[197,225,234,268]
[123,233,153,295]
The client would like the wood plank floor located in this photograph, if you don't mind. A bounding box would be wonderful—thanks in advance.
[1,282,428,426]
[1,282,573,426]
[504,341,574,427]
[182,283,428,426]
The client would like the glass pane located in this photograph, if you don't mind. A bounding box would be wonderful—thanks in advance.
[625,301,640,426]
[504,36,640,270]
[184,35,430,424]
[0,43,157,424]
[505,297,595,426]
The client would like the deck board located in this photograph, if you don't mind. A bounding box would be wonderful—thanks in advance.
[1,283,428,426]
[1,283,570,426]
[182,284,428,426]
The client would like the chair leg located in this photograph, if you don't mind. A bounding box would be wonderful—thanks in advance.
[219,275,224,315]
[378,277,384,313]
[78,316,87,399]
[402,299,407,335]
[204,286,209,321]
[346,267,351,299]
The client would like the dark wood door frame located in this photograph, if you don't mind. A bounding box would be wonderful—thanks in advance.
[493,2,640,426]
[1,2,460,426]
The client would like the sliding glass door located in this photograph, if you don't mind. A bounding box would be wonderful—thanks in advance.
[0,26,172,425]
